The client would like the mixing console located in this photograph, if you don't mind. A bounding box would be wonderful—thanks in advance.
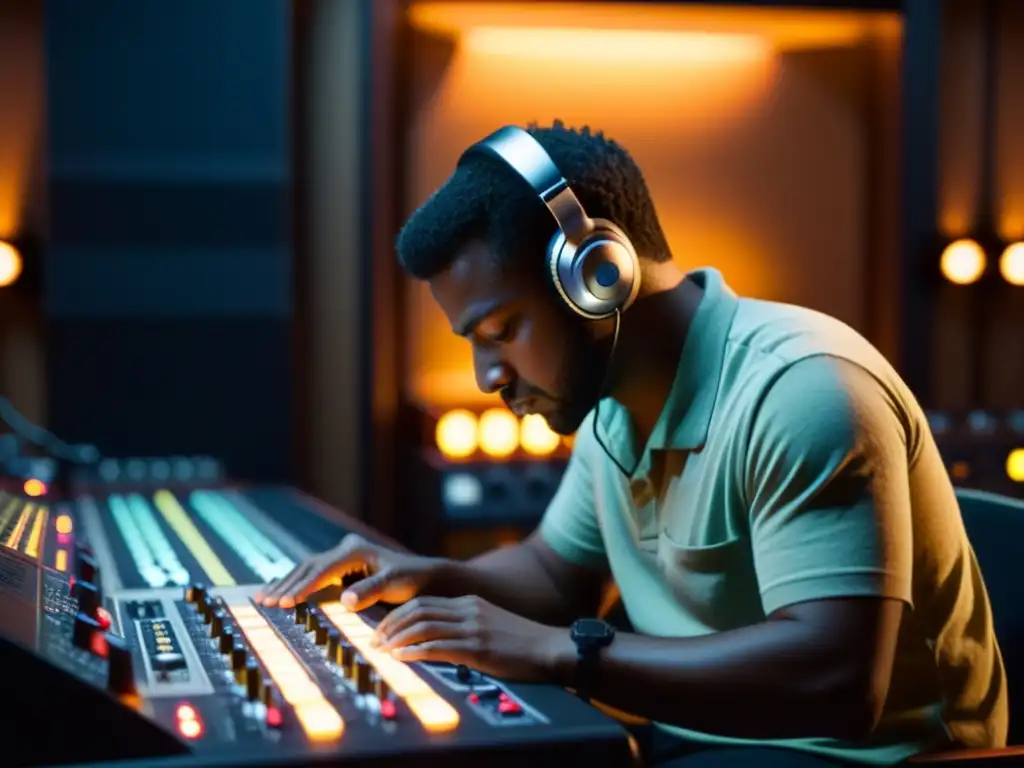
[0,480,635,768]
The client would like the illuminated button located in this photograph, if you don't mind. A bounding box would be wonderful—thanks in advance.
[404,693,460,733]
[380,698,397,720]
[56,514,73,535]
[266,706,284,729]
[497,699,522,716]
[294,701,344,742]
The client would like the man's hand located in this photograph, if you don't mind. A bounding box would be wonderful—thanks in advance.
[256,534,448,610]
[372,595,570,681]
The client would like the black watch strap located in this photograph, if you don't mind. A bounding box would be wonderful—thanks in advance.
[575,645,599,702]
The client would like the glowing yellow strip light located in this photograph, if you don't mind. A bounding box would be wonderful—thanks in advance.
[153,490,235,587]
[4,503,33,549]
[226,603,344,742]
[55,549,68,572]
[24,506,47,558]
[319,602,460,733]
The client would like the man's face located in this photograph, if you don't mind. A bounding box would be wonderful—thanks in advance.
[428,240,611,435]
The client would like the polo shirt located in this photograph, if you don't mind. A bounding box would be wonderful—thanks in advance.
[540,268,1007,764]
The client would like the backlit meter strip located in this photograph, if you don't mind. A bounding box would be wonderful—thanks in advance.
[126,494,190,586]
[190,490,296,581]
[109,494,168,588]
[0,495,21,535]
[3,503,33,550]
[153,490,235,587]
[225,603,344,742]
[23,506,47,558]
[318,602,460,733]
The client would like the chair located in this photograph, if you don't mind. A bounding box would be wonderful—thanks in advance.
[910,489,1024,764]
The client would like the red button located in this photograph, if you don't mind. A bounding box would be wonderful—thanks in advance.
[498,692,509,702]
[266,707,283,728]
[380,699,397,719]
[497,700,521,715]
[468,693,480,704]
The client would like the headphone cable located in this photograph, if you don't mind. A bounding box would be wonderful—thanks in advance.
[0,394,100,466]
[590,309,640,478]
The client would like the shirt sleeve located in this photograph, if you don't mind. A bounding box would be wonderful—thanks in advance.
[746,355,914,616]
[538,414,608,569]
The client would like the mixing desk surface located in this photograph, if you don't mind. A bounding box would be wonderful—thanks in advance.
[0,477,635,768]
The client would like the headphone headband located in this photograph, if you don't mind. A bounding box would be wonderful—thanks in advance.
[458,125,640,320]
[459,126,592,243]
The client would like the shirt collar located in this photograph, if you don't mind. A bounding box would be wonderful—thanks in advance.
[595,267,739,478]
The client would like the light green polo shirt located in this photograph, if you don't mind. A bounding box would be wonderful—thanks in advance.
[540,268,1007,764]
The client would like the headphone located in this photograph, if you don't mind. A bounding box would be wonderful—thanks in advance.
[458,125,641,320]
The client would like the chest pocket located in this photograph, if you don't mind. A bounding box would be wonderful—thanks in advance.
[654,454,764,631]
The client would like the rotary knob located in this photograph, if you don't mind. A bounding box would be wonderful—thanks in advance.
[305,609,319,633]
[294,602,308,624]
[354,656,373,694]
[209,609,225,638]
[337,640,354,671]
[219,627,235,653]
[314,623,328,645]
[106,635,136,695]
[326,629,341,658]
[186,582,207,606]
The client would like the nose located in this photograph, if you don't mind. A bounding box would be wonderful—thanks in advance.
[475,353,514,394]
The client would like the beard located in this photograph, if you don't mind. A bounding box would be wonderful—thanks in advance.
[511,321,615,436]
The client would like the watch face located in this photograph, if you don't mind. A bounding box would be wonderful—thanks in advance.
[574,619,612,639]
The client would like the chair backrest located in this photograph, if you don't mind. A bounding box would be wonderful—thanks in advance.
[956,488,1024,744]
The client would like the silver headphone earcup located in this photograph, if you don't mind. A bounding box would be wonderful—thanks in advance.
[547,224,640,319]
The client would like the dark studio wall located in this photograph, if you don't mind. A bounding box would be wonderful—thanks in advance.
[43,0,296,481]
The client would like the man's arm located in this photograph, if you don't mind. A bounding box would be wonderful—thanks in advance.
[431,534,607,626]
[545,357,913,741]
[431,425,610,625]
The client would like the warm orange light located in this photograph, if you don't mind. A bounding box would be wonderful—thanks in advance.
[520,414,561,456]
[464,27,769,63]
[0,241,21,288]
[23,478,46,497]
[436,409,479,459]
[999,242,1024,286]
[55,514,73,534]
[478,408,519,458]
[940,239,986,285]
[1007,449,1024,483]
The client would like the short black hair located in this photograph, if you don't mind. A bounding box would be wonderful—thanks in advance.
[396,120,673,280]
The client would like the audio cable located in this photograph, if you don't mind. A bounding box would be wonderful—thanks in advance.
[591,309,640,479]
[0,394,100,466]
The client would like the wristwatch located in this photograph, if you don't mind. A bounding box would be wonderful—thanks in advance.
[569,618,615,703]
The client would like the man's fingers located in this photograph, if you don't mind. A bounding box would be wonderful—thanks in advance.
[342,569,419,611]
[391,639,479,666]
[260,562,315,607]
[380,620,467,651]
[374,597,463,639]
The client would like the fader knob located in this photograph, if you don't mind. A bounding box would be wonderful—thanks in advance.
[337,640,354,670]
[201,601,214,625]
[186,582,207,606]
[219,627,235,654]
[314,624,328,645]
[106,635,136,695]
[326,629,340,658]
[210,609,225,638]
[262,681,278,708]
[72,612,102,650]
[76,581,101,618]
[306,609,319,633]
[231,641,247,681]
[373,673,390,701]
[245,658,261,701]
[294,602,308,624]
[76,550,98,583]
[354,657,373,694]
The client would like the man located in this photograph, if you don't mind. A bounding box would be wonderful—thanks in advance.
[260,122,1007,766]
